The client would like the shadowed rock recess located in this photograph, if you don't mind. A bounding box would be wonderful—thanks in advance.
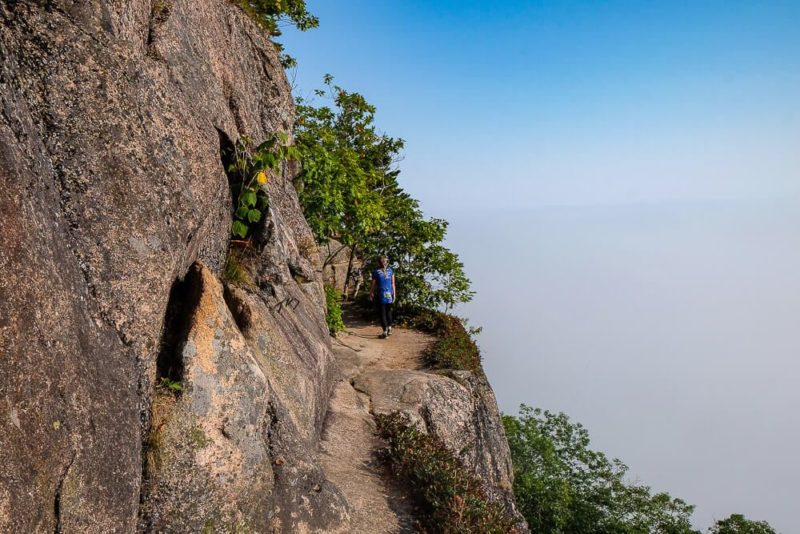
[0,0,526,532]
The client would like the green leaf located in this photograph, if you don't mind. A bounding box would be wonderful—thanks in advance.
[235,206,250,220]
[247,209,261,223]
[242,190,257,207]
[158,377,183,392]
[231,220,249,238]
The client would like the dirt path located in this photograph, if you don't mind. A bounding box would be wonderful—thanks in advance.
[318,311,433,533]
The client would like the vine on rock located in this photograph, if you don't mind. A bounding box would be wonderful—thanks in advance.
[226,133,298,240]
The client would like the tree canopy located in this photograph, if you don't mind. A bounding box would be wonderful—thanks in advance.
[503,405,699,534]
[709,515,777,534]
[503,406,782,533]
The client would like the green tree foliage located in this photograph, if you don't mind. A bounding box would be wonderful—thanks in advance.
[363,187,473,310]
[231,0,318,67]
[294,76,474,310]
[233,0,318,35]
[294,77,388,250]
[708,515,777,534]
[503,405,700,534]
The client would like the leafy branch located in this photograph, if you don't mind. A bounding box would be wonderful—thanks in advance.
[228,133,298,240]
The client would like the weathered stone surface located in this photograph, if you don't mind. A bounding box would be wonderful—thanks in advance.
[336,319,529,532]
[0,167,141,532]
[355,368,521,511]
[317,342,418,534]
[0,0,338,531]
[140,264,348,532]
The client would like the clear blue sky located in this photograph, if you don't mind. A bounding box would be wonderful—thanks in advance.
[283,0,799,212]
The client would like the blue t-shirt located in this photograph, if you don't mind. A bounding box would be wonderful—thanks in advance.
[373,267,394,304]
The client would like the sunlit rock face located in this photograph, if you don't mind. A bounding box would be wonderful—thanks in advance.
[0,0,342,530]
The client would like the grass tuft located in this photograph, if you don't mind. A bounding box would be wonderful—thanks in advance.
[223,251,253,286]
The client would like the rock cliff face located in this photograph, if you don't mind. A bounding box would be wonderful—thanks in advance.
[0,1,525,532]
[0,0,342,530]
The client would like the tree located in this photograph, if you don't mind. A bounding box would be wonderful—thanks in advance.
[360,175,473,310]
[503,405,700,534]
[294,76,473,310]
[708,515,777,534]
[294,76,389,253]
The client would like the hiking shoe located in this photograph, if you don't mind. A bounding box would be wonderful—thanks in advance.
[387,327,393,336]
[381,329,388,338]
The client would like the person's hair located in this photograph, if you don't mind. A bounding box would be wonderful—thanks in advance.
[379,255,388,262]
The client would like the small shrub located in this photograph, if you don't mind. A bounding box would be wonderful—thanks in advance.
[401,308,482,372]
[146,393,175,473]
[223,251,252,286]
[424,316,481,372]
[324,284,345,335]
[232,0,317,68]
[223,251,251,286]
[376,412,518,534]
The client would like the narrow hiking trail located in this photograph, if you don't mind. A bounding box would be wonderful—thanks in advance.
[318,311,434,533]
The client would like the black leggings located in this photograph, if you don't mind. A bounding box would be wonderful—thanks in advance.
[378,302,393,330]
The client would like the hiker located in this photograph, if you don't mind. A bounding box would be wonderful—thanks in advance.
[370,255,396,338]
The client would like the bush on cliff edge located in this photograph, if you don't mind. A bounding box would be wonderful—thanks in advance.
[401,307,482,373]
[376,412,518,534]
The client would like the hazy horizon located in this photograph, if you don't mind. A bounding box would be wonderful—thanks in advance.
[445,199,800,532]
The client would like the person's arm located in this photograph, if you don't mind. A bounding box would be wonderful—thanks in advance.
[391,274,396,303]
[370,277,376,301]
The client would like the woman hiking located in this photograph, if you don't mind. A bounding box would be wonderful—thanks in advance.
[370,255,396,338]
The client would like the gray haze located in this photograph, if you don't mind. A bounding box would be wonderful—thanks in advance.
[444,200,800,532]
